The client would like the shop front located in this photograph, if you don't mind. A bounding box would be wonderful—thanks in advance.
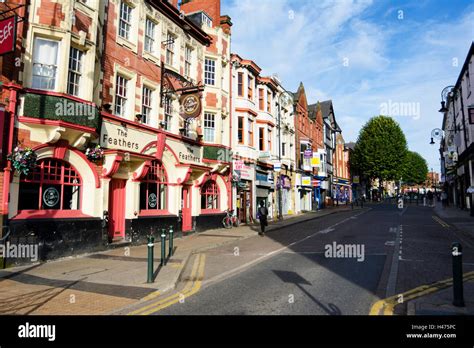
[234,162,255,224]
[296,174,312,213]
[332,177,352,204]
[255,166,274,219]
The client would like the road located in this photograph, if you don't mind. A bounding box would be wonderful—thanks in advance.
[126,203,474,315]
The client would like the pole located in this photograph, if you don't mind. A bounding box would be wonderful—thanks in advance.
[161,228,166,266]
[451,242,464,307]
[147,234,154,283]
[168,225,174,257]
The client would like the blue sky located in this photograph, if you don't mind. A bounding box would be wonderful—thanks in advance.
[221,0,474,173]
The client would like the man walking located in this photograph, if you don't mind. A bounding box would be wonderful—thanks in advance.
[258,200,268,236]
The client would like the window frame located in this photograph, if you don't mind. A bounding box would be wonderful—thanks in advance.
[18,158,82,212]
[119,1,133,40]
[204,112,216,143]
[163,95,173,131]
[32,37,60,91]
[144,18,156,54]
[184,45,193,77]
[67,46,83,97]
[204,58,216,86]
[248,118,254,147]
[237,72,243,97]
[141,86,153,125]
[200,180,220,212]
[114,74,129,117]
[165,32,175,66]
[247,75,253,100]
[258,88,264,111]
[139,160,168,214]
[238,116,244,144]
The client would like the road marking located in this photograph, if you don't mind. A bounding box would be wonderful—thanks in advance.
[370,271,474,315]
[202,209,371,287]
[128,254,205,315]
[386,225,401,298]
[432,215,449,228]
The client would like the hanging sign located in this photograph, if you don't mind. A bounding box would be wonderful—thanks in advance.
[0,16,16,55]
[180,93,201,119]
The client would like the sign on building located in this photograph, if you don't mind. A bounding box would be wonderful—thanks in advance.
[274,162,281,172]
[0,16,16,55]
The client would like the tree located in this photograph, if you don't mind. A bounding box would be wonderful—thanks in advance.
[350,115,408,182]
[402,151,428,185]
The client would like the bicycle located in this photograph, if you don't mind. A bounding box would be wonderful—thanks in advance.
[222,209,240,229]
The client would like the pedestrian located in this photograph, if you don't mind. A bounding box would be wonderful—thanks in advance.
[441,191,448,208]
[427,190,434,207]
[257,200,268,236]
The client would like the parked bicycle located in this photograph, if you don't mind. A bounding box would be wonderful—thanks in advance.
[222,209,240,229]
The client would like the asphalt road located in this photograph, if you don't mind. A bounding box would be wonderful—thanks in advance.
[131,203,474,315]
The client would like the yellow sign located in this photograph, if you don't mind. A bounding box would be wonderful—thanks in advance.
[353,176,360,184]
[311,157,321,167]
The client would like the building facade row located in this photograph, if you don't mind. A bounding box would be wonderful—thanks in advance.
[0,0,351,262]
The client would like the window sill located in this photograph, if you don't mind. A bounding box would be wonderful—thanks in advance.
[143,51,160,65]
[12,210,94,220]
[117,36,137,52]
[200,210,224,215]
[138,210,172,217]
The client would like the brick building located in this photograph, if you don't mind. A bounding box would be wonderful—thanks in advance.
[0,0,233,263]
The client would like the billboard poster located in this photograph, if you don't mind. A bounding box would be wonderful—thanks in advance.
[0,16,16,55]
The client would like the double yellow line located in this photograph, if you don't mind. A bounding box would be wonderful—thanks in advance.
[432,215,449,228]
[128,253,206,315]
[370,271,474,315]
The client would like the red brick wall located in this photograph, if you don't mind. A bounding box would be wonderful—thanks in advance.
[37,1,65,27]
[101,1,162,105]
[72,10,93,40]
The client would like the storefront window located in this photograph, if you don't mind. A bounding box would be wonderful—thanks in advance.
[140,161,167,211]
[201,180,219,211]
[18,159,81,210]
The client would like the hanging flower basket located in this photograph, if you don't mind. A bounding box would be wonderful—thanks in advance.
[85,144,104,162]
[7,146,38,176]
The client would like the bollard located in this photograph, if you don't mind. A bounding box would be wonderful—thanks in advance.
[452,242,465,307]
[147,234,155,283]
[161,229,167,266]
[168,225,174,257]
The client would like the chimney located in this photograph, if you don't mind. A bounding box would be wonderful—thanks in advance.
[180,0,221,27]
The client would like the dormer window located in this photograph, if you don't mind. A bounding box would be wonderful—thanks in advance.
[202,13,212,27]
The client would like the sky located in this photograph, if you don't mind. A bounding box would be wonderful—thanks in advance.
[221,0,474,173]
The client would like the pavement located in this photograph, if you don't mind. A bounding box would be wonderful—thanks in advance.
[0,205,355,315]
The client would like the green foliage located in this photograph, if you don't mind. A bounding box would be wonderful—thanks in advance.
[350,115,408,181]
[402,151,429,185]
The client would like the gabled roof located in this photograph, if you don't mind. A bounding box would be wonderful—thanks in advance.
[319,99,341,132]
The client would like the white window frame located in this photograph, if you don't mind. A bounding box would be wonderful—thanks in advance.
[163,96,173,131]
[141,86,153,125]
[185,45,193,78]
[204,58,216,86]
[119,1,133,40]
[165,32,175,66]
[68,47,83,97]
[204,112,215,142]
[144,18,156,54]
[32,37,60,91]
[114,74,129,117]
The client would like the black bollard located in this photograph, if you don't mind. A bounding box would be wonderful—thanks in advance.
[452,242,465,307]
[161,229,167,266]
[147,234,154,283]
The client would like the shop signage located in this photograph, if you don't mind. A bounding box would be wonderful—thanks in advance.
[234,160,244,170]
[274,162,281,172]
[180,93,201,119]
[0,16,16,55]
[259,151,271,159]
[353,176,360,184]
[312,179,320,187]
[311,155,320,167]
[238,165,254,180]
[304,149,312,158]
[166,138,201,164]
[302,176,312,186]
[101,120,155,153]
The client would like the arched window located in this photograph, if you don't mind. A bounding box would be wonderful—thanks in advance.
[19,159,81,210]
[201,180,219,211]
[140,160,167,211]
